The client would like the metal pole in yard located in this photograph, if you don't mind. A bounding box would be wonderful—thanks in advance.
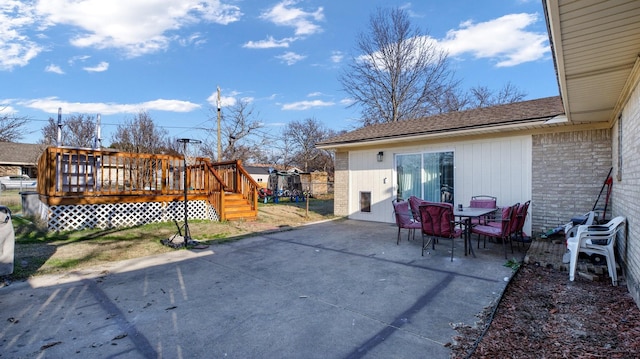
[177,138,201,246]
[217,86,222,162]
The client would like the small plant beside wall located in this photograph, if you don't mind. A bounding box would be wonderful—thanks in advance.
[504,258,521,271]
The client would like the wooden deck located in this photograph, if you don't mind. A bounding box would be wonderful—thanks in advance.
[36,146,258,222]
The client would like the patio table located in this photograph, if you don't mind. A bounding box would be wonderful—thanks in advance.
[454,207,497,257]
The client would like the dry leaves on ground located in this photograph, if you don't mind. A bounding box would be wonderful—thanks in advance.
[449,264,640,358]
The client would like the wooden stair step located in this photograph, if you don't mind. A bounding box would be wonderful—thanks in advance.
[223,193,256,220]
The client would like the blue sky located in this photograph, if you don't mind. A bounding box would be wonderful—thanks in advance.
[1,0,559,146]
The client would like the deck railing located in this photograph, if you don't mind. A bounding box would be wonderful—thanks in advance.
[208,160,259,220]
[36,147,258,220]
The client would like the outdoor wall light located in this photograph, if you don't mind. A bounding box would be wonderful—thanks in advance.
[377,151,384,162]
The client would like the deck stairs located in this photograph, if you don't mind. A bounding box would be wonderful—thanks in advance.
[223,192,257,221]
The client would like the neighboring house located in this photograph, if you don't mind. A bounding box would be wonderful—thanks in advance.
[244,165,272,188]
[317,0,640,308]
[0,142,46,178]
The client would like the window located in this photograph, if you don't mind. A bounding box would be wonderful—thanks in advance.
[360,191,371,212]
[396,151,454,203]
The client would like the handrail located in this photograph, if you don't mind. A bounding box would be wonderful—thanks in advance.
[36,146,257,220]
[210,160,259,214]
[236,161,259,213]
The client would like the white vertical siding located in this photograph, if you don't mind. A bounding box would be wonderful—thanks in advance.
[348,151,394,222]
[456,137,533,235]
[456,137,532,208]
[347,136,532,234]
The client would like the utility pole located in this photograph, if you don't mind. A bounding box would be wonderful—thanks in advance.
[217,86,222,162]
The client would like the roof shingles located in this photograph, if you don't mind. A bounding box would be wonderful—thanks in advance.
[318,96,564,146]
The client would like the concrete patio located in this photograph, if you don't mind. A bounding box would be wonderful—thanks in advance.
[0,219,524,358]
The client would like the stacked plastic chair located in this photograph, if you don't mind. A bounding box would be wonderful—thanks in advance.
[567,216,626,286]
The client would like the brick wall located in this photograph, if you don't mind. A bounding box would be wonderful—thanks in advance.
[531,129,612,235]
[333,151,349,216]
[613,83,640,307]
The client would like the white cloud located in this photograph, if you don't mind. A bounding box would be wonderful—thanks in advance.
[307,92,323,97]
[68,55,90,65]
[45,64,64,74]
[260,0,324,36]
[206,90,237,108]
[330,51,343,63]
[243,36,292,49]
[179,33,207,47]
[276,51,305,65]
[191,0,243,25]
[83,61,109,72]
[33,0,242,58]
[440,13,549,67]
[0,104,17,114]
[20,97,201,115]
[0,1,44,70]
[281,99,333,111]
[339,98,355,106]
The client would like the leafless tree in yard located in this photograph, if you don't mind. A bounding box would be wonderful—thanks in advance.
[111,111,168,154]
[272,135,295,170]
[468,82,527,108]
[203,98,266,163]
[0,110,29,142]
[284,117,336,173]
[110,111,171,189]
[429,86,471,113]
[40,114,97,147]
[339,7,456,126]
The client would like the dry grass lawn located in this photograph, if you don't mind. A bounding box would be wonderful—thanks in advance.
[2,191,335,280]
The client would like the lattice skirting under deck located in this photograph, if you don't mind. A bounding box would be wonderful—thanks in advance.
[44,200,219,231]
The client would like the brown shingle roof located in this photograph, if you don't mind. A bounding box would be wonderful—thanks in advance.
[0,142,46,165]
[317,96,564,147]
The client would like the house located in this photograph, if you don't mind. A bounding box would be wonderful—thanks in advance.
[542,0,640,307]
[317,96,569,239]
[0,142,46,178]
[317,1,640,307]
[243,165,272,188]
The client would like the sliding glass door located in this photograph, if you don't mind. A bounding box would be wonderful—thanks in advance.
[396,151,454,203]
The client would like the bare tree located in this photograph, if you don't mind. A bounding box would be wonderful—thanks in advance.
[272,135,295,169]
[339,7,456,126]
[0,110,29,142]
[109,111,170,190]
[158,136,183,156]
[40,114,97,147]
[468,82,527,108]
[284,118,335,173]
[204,98,266,162]
[491,82,527,106]
[111,111,168,153]
[429,86,470,114]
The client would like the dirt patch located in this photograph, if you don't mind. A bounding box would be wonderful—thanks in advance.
[449,263,640,358]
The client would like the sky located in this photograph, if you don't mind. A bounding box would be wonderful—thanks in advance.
[1,0,559,148]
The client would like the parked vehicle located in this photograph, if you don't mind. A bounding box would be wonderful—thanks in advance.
[0,175,37,191]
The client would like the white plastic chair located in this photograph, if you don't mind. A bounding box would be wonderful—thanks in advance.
[564,211,596,241]
[567,216,626,286]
